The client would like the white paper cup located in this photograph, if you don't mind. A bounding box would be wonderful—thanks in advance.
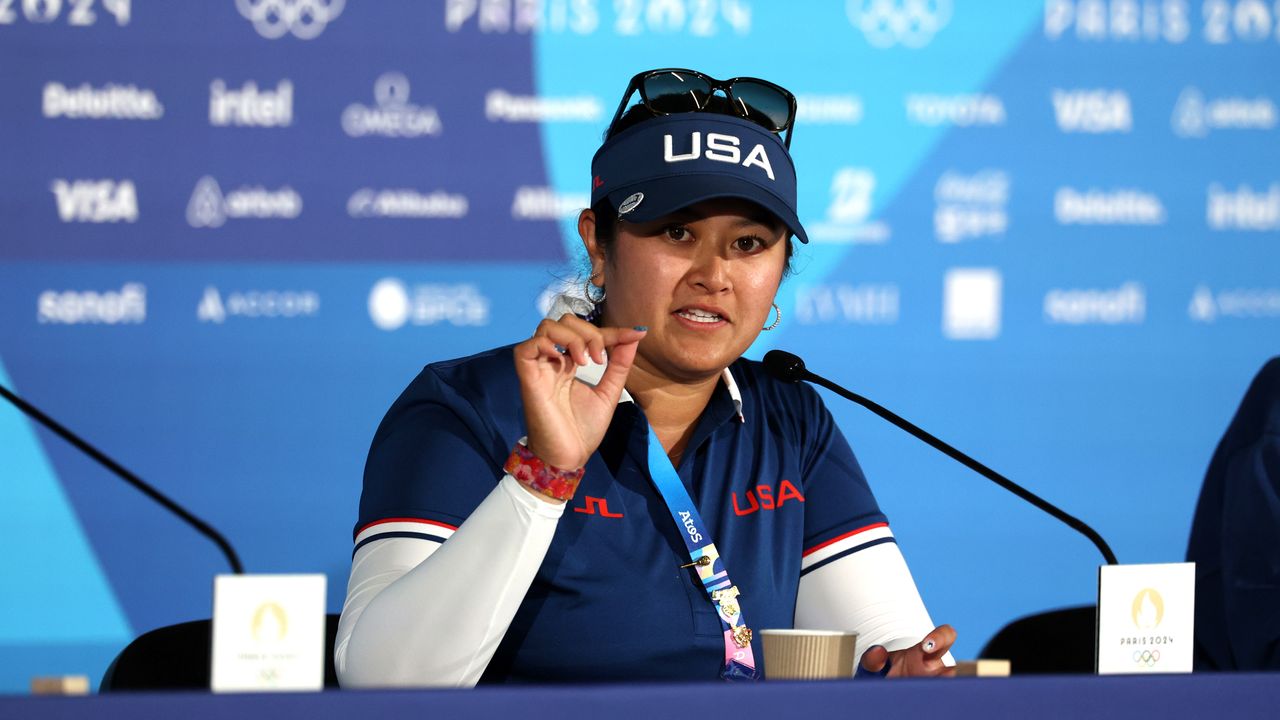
[760,629,858,680]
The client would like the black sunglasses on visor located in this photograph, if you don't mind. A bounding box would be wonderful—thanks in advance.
[610,68,798,148]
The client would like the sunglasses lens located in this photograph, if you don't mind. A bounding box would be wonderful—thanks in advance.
[642,71,713,114]
[729,80,791,131]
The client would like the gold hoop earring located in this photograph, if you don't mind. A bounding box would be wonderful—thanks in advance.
[762,303,781,331]
[584,274,606,304]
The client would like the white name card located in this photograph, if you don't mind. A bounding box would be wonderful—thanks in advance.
[1097,562,1195,675]
[211,574,326,692]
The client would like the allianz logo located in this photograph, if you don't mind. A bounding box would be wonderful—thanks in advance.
[348,188,469,219]
[1173,87,1277,138]
[934,169,1009,243]
[1206,183,1280,231]
[905,94,1006,127]
[795,283,899,325]
[484,90,602,122]
[1044,282,1145,325]
[367,278,490,331]
[38,282,145,325]
[210,79,293,127]
[807,167,890,244]
[847,0,952,48]
[511,186,589,220]
[43,82,163,120]
[51,179,138,223]
[1052,89,1132,133]
[197,286,319,323]
[343,73,442,138]
[794,94,864,125]
[1189,285,1280,323]
[187,176,302,228]
[1055,187,1165,225]
[1044,0,1190,43]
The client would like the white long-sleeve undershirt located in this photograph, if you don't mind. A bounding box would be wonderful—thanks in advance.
[335,474,945,688]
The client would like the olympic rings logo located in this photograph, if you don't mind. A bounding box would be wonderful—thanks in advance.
[846,0,952,49]
[236,0,345,40]
[1133,649,1161,667]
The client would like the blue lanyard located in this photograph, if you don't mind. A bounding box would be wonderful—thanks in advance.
[645,425,758,681]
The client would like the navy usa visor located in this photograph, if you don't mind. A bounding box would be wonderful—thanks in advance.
[590,113,809,243]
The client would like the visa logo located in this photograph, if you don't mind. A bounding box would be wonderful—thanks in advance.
[50,179,138,223]
[1052,89,1132,133]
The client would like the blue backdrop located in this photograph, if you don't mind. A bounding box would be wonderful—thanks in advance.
[2,0,1278,692]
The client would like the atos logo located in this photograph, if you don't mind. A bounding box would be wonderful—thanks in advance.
[236,0,344,40]
[678,510,703,543]
[732,481,805,516]
[846,0,952,48]
[1052,89,1132,133]
[50,179,138,223]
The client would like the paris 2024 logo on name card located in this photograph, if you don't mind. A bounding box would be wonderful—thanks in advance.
[1097,563,1195,674]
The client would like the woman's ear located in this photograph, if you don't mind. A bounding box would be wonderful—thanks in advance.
[578,208,606,283]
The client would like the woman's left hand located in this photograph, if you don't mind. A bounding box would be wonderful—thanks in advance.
[858,624,957,678]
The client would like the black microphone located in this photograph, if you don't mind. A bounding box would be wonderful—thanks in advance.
[0,381,244,574]
[763,349,1118,566]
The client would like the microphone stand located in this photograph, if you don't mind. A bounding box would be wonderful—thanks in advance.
[0,382,244,574]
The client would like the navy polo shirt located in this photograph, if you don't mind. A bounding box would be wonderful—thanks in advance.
[357,345,889,683]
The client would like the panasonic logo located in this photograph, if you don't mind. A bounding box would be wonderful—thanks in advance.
[348,188,469,219]
[209,80,293,127]
[1052,89,1132,133]
[50,179,138,223]
[1206,183,1280,231]
[43,82,163,120]
[511,186,589,220]
[1044,283,1146,325]
[1054,187,1165,225]
[38,283,146,325]
[906,94,1006,127]
[484,90,602,122]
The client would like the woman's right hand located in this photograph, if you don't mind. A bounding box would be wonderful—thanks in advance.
[514,315,646,482]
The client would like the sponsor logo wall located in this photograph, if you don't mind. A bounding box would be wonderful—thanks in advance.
[1,1,1277,692]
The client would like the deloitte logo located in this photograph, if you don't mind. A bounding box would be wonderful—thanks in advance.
[846,0,951,48]
[187,176,302,228]
[342,73,442,138]
[368,278,490,331]
[236,0,344,40]
[43,82,163,120]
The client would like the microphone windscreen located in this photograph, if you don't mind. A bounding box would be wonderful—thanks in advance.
[763,350,807,382]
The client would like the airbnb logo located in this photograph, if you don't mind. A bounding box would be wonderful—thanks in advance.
[732,481,805,516]
[574,496,623,518]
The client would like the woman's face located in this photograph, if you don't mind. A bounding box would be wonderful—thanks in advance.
[583,197,788,383]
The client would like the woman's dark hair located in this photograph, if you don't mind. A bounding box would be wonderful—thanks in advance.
[591,100,795,274]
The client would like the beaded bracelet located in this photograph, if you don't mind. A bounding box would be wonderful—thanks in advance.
[504,440,585,501]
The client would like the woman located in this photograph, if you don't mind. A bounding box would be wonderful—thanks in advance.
[336,69,955,686]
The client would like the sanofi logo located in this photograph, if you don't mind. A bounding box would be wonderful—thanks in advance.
[38,283,146,325]
[236,0,344,40]
[1044,283,1146,325]
[943,268,1001,340]
[343,73,442,138]
[846,0,952,48]
[368,278,490,331]
[50,179,138,223]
